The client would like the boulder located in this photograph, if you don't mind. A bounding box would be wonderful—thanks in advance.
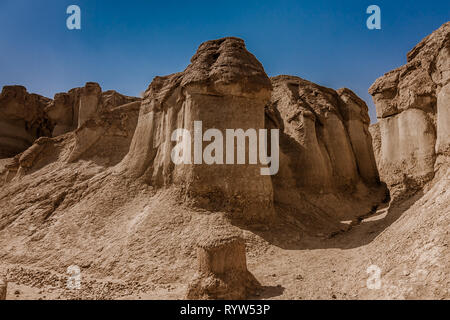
[186,229,260,300]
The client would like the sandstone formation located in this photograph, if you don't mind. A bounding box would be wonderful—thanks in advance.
[0,86,53,158]
[0,27,448,301]
[186,229,260,300]
[118,37,275,222]
[269,76,379,192]
[45,83,140,137]
[266,76,386,225]
[0,277,6,300]
[369,22,450,198]
[67,100,141,165]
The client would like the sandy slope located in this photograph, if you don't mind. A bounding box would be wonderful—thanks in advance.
[0,141,448,300]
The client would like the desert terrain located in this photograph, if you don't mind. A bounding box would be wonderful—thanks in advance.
[0,22,449,300]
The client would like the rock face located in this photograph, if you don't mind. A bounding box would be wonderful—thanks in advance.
[268,76,380,192]
[0,86,53,158]
[186,229,260,300]
[0,277,6,300]
[67,100,141,165]
[118,37,274,222]
[45,83,140,137]
[369,22,450,198]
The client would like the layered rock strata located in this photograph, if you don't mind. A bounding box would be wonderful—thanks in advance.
[0,86,53,158]
[369,22,450,198]
[118,37,275,222]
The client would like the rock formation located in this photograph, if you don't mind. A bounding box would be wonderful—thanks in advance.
[268,76,379,192]
[369,22,450,199]
[1,27,447,301]
[45,83,140,137]
[67,99,141,165]
[118,37,275,222]
[266,76,386,225]
[0,86,53,158]
[0,276,6,300]
[186,228,260,300]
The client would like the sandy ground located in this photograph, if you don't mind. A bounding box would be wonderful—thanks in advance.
[1,170,448,300]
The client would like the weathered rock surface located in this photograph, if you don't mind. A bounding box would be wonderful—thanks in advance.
[45,83,140,137]
[0,32,448,301]
[269,76,380,192]
[118,37,274,222]
[0,276,6,300]
[265,76,386,225]
[0,86,53,158]
[186,228,260,300]
[369,22,450,198]
[67,100,141,165]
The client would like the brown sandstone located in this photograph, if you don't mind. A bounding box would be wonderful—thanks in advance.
[45,83,140,137]
[186,228,259,300]
[369,22,450,199]
[0,28,448,301]
[118,37,274,222]
[0,86,53,158]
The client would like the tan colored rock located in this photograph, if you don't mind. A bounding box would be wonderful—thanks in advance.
[0,277,6,300]
[369,122,381,168]
[67,100,141,165]
[45,88,82,137]
[186,229,260,300]
[436,83,450,158]
[119,37,274,222]
[46,84,140,137]
[78,82,103,128]
[337,88,380,185]
[0,86,53,158]
[269,76,379,192]
[369,22,450,198]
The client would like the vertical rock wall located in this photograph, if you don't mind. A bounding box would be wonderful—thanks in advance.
[369,22,450,198]
[119,38,274,222]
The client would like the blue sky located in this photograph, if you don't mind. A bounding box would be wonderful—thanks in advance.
[0,0,449,122]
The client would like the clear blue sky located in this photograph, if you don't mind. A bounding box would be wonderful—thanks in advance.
[0,0,449,122]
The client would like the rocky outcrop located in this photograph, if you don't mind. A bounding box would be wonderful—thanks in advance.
[369,22,450,198]
[118,37,274,222]
[186,228,259,300]
[0,86,53,158]
[67,100,141,165]
[45,83,140,137]
[268,76,380,192]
